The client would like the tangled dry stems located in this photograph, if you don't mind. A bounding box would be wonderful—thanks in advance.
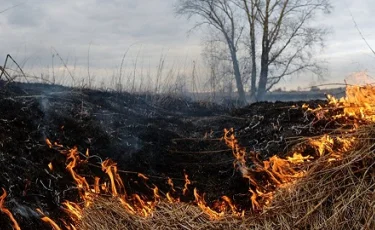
[79,125,375,230]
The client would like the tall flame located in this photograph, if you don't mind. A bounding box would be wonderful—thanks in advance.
[101,159,125,197]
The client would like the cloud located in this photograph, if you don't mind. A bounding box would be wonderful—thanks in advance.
[0,0,374,90]
[6,3,45,27]
[0,0,200,71]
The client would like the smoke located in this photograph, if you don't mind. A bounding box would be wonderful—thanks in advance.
[9,199,40,219]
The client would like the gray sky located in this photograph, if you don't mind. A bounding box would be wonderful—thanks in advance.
[0,0,374,91]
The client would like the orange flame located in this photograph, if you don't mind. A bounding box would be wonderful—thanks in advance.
[39,84,372,226]
[94,177,100,194]
[0,188,21,230]
[222,127,343,210]
[41,217,62,230]
[65,147,90,199]
[138,173,149,180]
[182,172,191,196]
[194,188,224,220]
[46,138,53,148]
[101,159,125,197]
[37,208,61,230]
[63,201,83,220]
[167,177,176,192]
[48,162,53,171]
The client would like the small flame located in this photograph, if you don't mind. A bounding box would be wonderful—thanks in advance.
[194,189,224,220]
[182,172,191,196]
[138,173,149,180]
[63,201,83,220]
[37,208,61,230]
[166,192,179,203]
[167,177,176,193]
[46,138,53,148]
[65,147,90,199]
[287,153,312,164]
[221,196,244,217]
[94,177,100,194]
[101,159,125,197]
[48,162,53,171]
[0,188,21,230]
[41,217,62,230]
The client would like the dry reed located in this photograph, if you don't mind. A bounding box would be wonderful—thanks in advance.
[78,124,375,230]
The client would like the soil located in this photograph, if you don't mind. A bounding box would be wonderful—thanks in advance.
[0,81,331,230]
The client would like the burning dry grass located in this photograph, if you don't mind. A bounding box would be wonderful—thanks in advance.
[3,85,375,229]
[78,125,375,230]
[263,126,375,229]
[78,197,252,230]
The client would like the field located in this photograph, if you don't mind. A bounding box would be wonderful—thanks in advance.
[0,81,374,229]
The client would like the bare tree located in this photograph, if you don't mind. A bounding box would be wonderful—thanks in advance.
[175,0,247,104]
[241,0,258,101]
[252,0,331,100]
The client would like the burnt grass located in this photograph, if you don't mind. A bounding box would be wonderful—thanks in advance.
[0,81,331,230]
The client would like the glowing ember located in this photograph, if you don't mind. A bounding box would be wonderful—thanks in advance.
[0,188,21,230]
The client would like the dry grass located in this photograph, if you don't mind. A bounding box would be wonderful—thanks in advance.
[78,125,375,230]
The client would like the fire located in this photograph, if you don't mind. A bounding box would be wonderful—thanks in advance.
[166,177,179,203]
[48,162,53,171]
[46,138,53,148]
[138,173,149,180]
[287,153,312,164]
[182,172,191,196]
[101,159,125,197]
[0,188,21,230]
[3,84,373,228]
[41,216,62,230]
[167,177,175,191]
[221,196,244,217]
[63,201,83,220]
[94,177,100,194]
[36,208,61,230]
[65,146,91,199]
[194,189,224,220]
[331,85,375,121]
[222,105,357,211]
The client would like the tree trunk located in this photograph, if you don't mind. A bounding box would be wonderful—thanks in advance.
[257,1,270,101]
[250,31,257,101]
[243,0,257,102]
[257,57,268,100]
[230,48,246,104]
[224,33,246,104]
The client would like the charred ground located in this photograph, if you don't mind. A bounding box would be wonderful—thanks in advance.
[0,81,329,229]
